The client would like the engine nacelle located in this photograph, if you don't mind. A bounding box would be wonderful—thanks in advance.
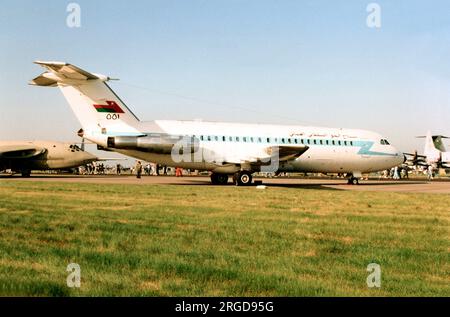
[107,135,199,155]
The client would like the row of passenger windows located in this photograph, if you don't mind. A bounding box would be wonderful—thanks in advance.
[195,135,354,146]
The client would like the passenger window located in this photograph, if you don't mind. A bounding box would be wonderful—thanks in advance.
[250,137,254,142]
[313,140,317,145]
[258,137,262,143]
[236,137,240,142]
[319,140,323,145]
[243,137,247,142]
[332,140,335,145]
[344,141,347,146]
[294,139,298,144]
[207,136,211,141]
[215,136,218,141]
[200,135,204,141]
[338,140,341,146]
[222,136,226,141]
[350,141,353,146]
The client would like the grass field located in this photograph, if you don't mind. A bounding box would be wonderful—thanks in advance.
[0,180,448,296]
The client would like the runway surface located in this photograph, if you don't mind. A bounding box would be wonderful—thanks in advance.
[2,175,450,193]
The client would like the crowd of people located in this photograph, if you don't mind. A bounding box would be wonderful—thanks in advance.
[76,161,438,181]
[130,162,186,178]
[76,161,188,177]
[379,166,409,180]
[77,162,109,175]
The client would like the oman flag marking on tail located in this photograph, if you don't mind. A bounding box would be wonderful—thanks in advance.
[93,101,125,113]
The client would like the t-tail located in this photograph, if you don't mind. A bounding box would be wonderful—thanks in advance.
[417,131,450,167]
[30,61,142,146]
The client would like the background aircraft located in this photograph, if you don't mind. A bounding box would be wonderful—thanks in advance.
[404,131,450,170]
[0,140,98,177]
[30,61,404,185]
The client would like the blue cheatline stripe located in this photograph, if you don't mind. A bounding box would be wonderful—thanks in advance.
[354,141,398,156]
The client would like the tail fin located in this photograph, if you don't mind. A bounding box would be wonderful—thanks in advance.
[30,61,141,137]
[418,131,448,153]
[431,135,448,152]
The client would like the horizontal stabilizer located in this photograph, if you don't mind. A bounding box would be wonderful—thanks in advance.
[416,135,450,139]
[30,61,110,86]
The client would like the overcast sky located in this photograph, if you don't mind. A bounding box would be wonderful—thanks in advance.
[1,0,449,158]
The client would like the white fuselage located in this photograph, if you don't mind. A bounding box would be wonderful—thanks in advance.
[90,120,404,175]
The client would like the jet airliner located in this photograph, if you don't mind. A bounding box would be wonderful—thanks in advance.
[30,61,404,185]
[0,140,98,176]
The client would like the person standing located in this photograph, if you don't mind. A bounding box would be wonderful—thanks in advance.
[393,166,400,180]
[135,161,143,179]
[427,165,434,181]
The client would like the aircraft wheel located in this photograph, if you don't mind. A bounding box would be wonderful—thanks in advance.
[21,170,31,177]
[210,173,219,184]
[235,171,253,186]
[216,174,229,185]
[347,177,359,185]
[210,173,229,185]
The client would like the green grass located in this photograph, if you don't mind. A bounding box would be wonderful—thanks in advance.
[0,181,448,296]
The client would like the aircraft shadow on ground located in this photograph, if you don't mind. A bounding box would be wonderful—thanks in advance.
[171,179,430,190]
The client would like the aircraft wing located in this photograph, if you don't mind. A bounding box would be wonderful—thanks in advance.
[267,145,309,162]
[403,152,428,166]
[404,152,426,158]
[0,145,46,159]
[235,145,309,167]
[95,158,127,161]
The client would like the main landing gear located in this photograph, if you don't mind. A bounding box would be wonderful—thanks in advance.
[347,176,359,185]
[233,171,253,186]
[210,171,254,186]
[210,173,229,185]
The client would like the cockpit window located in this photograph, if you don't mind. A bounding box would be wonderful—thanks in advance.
[380,139,390,145]
[69,144,82,151]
